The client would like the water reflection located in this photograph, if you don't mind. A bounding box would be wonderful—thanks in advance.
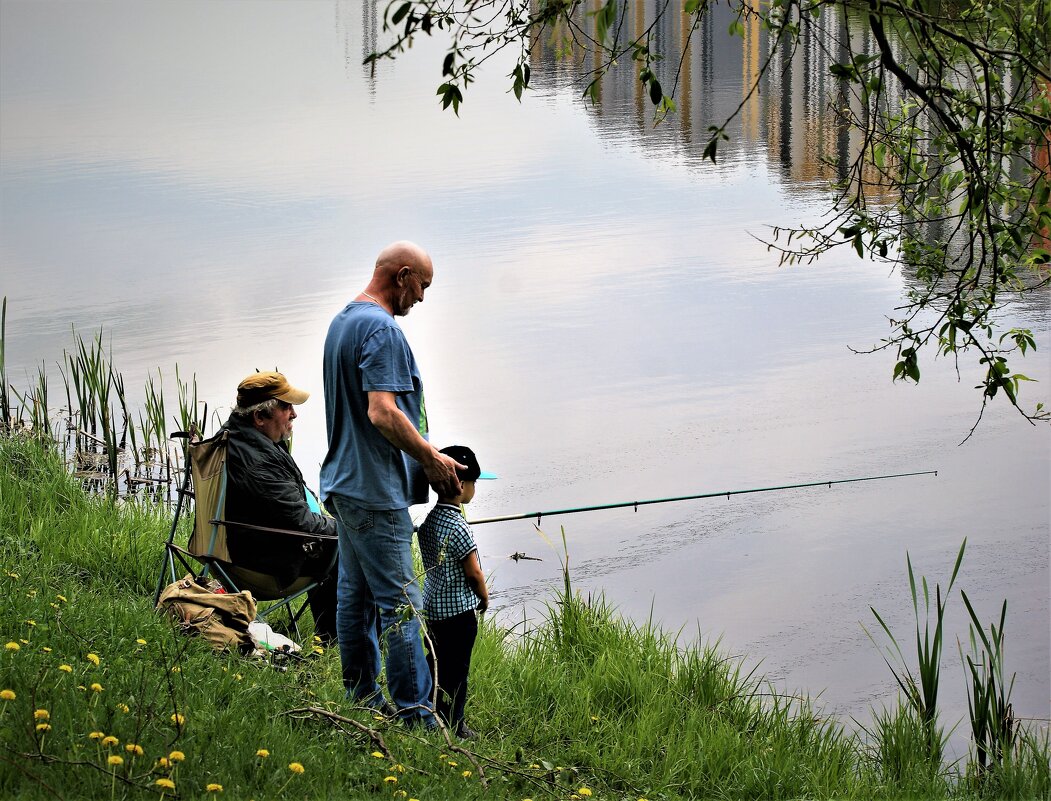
[529,1,891,191]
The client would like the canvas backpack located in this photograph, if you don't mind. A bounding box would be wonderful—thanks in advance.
[157,575,257,653]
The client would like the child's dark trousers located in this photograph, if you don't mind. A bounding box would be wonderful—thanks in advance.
[425,610,478,731]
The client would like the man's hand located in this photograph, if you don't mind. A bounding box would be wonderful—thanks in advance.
[367,391,465,497]
[423,449,466,498]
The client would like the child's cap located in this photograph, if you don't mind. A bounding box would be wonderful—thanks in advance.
[440,445,497,482]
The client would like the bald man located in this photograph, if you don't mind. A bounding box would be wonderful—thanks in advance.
[320,240,462,727]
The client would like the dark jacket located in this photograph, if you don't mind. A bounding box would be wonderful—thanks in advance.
[223,413,336,584]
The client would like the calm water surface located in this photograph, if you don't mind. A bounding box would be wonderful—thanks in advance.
[1,0,1047,755]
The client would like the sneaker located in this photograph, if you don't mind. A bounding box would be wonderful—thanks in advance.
[455,723,478,740]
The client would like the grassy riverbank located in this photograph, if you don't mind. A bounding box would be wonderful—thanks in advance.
[1,433,1048,800]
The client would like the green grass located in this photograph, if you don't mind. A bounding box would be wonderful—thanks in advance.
[1,433,1048,800]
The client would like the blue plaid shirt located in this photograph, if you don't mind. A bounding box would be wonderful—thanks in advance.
[419,503,481,620]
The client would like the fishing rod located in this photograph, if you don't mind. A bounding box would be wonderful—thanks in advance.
[467,470,937,526]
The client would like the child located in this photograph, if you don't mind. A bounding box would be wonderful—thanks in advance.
[418,445,496,739]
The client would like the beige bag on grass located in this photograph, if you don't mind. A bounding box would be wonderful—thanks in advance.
[157,575,256,653]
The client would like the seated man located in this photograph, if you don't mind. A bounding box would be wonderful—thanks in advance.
[222,371,338,643]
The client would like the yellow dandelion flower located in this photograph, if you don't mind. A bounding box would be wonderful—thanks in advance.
[58,664,72,673]
[56,594,67,602]
[168,750,185,762]
[25,620,36,627]
[447,760,458,767]
[578,789,593,797]
[157,757,170,768]
[371,751,385,759]
[36,723,51,732]
[19,639,29,645]
[590,715,599,722]
[170,713,185,726]
[25,590,36,598]
[102,736,119,747]
[255,749,269,759]
[125,743,144,756]
[462,770,472,778]
[5,642,20,651]
[7,572,18,578]
[170,666,181,673]
[394,792,407,800]
[89,731,105,741]
[116,703,130,713]
[393,763,405,773]
[86,653,100,666]
[288,762,305,774]
[312,646,324,655]
[383,776,398,783]
[529,764,540,769]
[0,689,15,701]
[135,638,147,645]
[107,755,123,767]
[90,683,103,693]
[49,603,59,610]
[76,685,86,691]
[206,783,223,793]
[41,647,51,653]
[155,778,175,790]
[34,709,49,720]
[233,673,242,681]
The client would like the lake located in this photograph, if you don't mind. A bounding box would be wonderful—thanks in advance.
[1,0,1047,758]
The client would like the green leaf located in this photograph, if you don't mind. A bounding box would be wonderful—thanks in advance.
[702,138,718,163]
[649,79,662,105]
[390,1,411,26]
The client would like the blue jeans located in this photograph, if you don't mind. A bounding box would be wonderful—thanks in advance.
[329,495,435,726]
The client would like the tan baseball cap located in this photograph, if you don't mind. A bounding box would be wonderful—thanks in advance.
[236,371,309,407]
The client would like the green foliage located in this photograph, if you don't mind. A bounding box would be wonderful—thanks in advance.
[959,592,1017,784]
[867,702,950,795]
[866,540,966,765]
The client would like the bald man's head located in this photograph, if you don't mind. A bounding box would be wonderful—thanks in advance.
[365,240,433,316]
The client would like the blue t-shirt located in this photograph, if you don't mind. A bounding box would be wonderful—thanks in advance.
[419,503,482,620]
[320,301,429,509]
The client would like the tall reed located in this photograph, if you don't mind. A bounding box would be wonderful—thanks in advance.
[866,539,966,766]
[0,296,9,430]
[960,592,1016,780]
[11,361,51,438]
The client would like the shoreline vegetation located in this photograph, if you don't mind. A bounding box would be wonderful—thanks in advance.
[1,314,1049,799]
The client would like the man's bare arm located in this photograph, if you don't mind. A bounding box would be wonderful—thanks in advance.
[366,390,463,497]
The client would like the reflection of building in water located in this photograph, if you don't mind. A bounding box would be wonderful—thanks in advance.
[527,0,897,196]
[336,0,379,96]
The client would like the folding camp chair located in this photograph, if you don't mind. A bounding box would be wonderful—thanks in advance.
[155,429,337,640]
